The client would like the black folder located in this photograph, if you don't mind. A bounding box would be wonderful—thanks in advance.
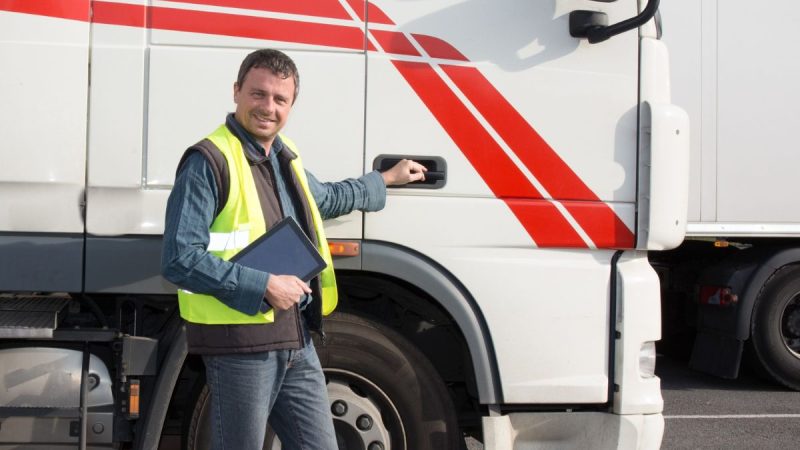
[230,217,327,282]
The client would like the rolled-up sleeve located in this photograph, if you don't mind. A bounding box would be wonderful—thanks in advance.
[161,151,269,316]
[307,170,387,220]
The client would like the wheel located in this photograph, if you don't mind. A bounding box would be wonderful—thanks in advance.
[750,266,800,390]
[184,312,461,449]
[313,312,460,450]
[184,381,211,450]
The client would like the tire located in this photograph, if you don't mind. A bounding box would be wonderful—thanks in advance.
[184,312,461,449]
[184,382,212,450]
[750,266,800,390]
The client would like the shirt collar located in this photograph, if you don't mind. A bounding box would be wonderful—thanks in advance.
[225,113,284,164]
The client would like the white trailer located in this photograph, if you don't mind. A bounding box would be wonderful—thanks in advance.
[656,0,800,390]
[0,1,684,448]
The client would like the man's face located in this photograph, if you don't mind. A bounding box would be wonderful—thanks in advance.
[233,67,295,149]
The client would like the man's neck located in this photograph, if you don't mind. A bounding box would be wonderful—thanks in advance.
[258,138,274,155]
[226,113,279,159]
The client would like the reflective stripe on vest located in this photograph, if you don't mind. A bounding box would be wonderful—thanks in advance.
[177,125,337,324]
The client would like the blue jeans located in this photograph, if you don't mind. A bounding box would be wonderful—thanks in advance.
[202,326,337,450]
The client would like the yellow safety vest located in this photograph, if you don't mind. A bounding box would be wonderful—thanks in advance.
[177,124,337,324]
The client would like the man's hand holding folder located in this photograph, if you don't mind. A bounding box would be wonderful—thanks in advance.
[265,275,312,310]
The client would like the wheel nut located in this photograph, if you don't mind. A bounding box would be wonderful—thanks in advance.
[368,442,384,450]
[356,414,373,431]
[331,400,348,417]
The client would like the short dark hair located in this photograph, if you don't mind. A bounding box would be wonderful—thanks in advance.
[236,49,300,103]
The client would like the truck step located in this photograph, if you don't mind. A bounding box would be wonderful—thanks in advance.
[0,296,70,338]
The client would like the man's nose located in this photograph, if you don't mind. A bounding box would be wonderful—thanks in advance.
[259,96,275,112]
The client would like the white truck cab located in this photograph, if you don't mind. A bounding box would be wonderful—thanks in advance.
[0,1,686,448]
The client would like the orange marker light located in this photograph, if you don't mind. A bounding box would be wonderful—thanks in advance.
[329,241,360,257]
[129,379,140,418]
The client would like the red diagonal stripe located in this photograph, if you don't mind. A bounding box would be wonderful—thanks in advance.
[345,0,366,22]
[440,64,634,248]
[6,0,630,248]
[369,30,420,57]
[93,1,145,28]
[412,34,467,61]
[366,1,394,25]
[563,202,634,248]
[175,0,352,21]
[392,60,586,247]
[146,6,365,50]
[0,0,89,22]
[442,64,595,200]
[90,2,366,49]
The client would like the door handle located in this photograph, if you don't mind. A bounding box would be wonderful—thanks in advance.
[372,155,447,189]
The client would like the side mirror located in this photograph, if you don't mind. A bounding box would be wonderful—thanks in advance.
[570,0,660,44]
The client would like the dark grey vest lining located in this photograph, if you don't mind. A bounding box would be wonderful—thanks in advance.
[179,139,229,218]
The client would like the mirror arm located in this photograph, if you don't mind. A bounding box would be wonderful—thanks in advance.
[574,0,661,44]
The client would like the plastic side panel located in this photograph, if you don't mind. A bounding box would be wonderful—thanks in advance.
[613,252,663,415]
[0,12,88,233]
[0,234,83,293]
[638,38,690,250]
[132,47,365,238]
[366,196,621,404]
[637,101,690,251]
[482,412,663,450]
[81,235,368,295]
[658,0,704,223]
[86,188,170,236]
[85,15,152,236]
[84,236,173,294]
[87,23,147,189]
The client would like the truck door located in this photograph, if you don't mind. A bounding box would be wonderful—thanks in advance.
[363,0,640,403]
[83,1,368,293]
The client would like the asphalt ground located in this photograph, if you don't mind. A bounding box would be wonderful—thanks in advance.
[162,355,799,449]
[658,355,800,449]
[466,355,800,449]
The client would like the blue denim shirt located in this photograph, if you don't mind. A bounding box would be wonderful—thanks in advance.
[161,116,386,316]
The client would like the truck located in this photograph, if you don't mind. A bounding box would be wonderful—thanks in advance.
[0,1,685,449]
[653,0,800,391]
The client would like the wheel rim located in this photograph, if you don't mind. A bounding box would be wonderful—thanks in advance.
[325,368,405,450]
[781,294,800,358]
[263,368,405,450]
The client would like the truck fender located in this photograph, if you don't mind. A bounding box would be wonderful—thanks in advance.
[134,322,188,450]
[361,241,502,404]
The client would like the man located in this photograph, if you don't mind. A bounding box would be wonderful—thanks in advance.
[161,48,425,449]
